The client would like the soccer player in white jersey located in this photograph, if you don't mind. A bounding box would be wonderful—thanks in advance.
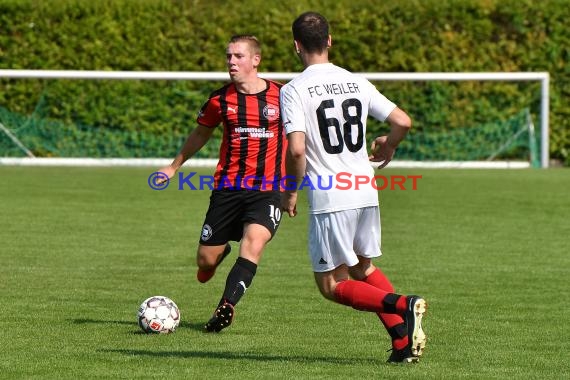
[280,11,427,364]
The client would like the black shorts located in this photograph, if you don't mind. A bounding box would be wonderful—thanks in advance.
[199,189,283,245]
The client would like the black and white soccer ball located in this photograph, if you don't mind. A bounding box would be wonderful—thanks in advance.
[137,296,180,334]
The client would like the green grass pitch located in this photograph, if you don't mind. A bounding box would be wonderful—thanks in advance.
[0,166,568,379]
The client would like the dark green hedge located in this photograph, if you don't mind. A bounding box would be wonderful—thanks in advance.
[0,0,568,164]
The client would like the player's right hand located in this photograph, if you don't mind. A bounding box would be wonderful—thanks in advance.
[156,166,176,184]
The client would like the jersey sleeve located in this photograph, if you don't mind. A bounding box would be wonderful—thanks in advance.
[366,81,397,122]
[196,96,222,128]
[280,84,306,135]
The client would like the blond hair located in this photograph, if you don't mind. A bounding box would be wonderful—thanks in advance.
[229,35,261,55]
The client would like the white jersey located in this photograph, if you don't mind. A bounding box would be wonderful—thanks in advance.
[280,63,397,214]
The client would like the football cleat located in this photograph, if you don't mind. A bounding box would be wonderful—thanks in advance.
[204,302,235,333]
[197,243,232,283]
[386,346,420,364]
[405,295,427,357]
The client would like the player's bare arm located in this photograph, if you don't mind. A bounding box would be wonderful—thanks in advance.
[369,107,412,169]
[282,131,306,217]
[157,124,215,181]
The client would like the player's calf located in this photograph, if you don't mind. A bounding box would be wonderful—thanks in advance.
[197,243,232,283]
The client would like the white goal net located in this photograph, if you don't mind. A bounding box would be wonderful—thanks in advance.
[0,70,550,168]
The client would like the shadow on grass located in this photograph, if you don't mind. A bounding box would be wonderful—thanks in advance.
[72,318,134,325]
[70,318,206,333]
[76,318,386,365]
[99,348,380,365]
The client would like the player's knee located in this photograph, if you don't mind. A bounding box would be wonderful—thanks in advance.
[239,235,269,263]
[242,224,272,247]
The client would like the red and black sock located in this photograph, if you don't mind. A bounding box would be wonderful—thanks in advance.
[364,269,408,350]
[333,280,407,314]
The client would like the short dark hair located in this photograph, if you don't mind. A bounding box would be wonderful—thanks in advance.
[292,12,329,54]
[229,35,261,55]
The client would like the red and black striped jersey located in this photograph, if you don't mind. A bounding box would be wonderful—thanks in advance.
[197,79,286,191]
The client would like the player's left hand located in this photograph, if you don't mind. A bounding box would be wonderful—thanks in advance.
[369,135,395,169]
[281,191,298,217]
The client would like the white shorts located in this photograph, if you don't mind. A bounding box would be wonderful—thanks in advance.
[308,206,382,272]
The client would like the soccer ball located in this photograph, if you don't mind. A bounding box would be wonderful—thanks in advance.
[137,296,180,334]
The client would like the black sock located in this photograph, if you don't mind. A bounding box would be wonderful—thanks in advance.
[218,257,257,307]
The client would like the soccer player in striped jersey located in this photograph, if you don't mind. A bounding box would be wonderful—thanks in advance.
[158,35,286,332]
[280,12,427,363]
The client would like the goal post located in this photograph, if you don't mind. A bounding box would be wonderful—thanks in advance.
[0,69,550,168]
